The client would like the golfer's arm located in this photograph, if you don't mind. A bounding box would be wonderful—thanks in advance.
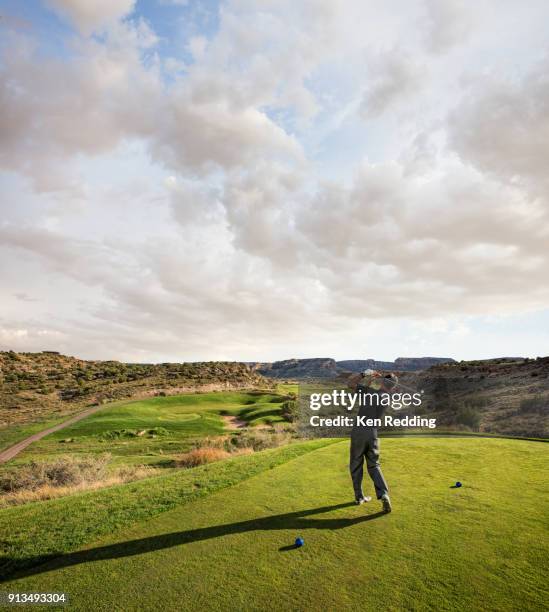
[347,373,361,391]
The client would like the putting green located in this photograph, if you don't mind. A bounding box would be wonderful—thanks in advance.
[3,438,547,611]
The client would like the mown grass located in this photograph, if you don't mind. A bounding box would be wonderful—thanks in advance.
[380,430,549,441]
[3,391,288,469]
[2,437,547,611]
[0,439,335,579]
[276,382,299,395]
[0,416,71,453]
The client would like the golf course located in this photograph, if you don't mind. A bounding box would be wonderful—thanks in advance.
[0,389,292,470]
[1,433,547,611]
[3,0,549,609]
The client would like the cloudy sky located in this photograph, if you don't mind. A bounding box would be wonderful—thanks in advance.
[1,0,548,363]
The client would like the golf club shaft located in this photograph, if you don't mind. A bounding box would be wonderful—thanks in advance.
[395,380,421,393]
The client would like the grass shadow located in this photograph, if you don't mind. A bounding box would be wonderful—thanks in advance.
[277,510,384,552]
[3,503,385,581]
[278,544,299,552]
[237,408,282,420]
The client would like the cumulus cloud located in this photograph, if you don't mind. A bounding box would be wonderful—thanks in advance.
[448,55,549,196]
[151,96,304,173]
[217,158,549,318]
[0,24,161,191]
[421,0,473,53]
[0,0,548,361]
[187,36,207,60]
[360,51,425,118]
[0,16,303,190]
[13,293,39,303]
[45,0,136,35]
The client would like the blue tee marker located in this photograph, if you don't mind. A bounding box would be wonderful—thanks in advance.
[455,481,462,488]
[295,537,304,548]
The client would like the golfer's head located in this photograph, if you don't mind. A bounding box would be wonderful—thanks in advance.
[361,369,382,390]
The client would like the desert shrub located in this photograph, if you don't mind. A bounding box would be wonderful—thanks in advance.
[99,429,138,440]
[192,436,232,451]
[455,405,481,431]
[281,399,298,422]
[115,465,153,481]
[59,388,84,400]
[0,454,111,492]
[99,427,168,441]
[519,395,547,414]
[150,427,169,436]
[0,463,154,507]
[464,397,491,409]
[430,398,458,412]
[175,448,231,468]
[231,429,291,451]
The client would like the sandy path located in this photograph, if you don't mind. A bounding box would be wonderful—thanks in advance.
[0,403,110,464]
[222,415,247,430]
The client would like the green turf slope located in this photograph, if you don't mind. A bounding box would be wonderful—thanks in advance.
[3,438,548,611]
[5,391,287,467]
[0,440,334,576]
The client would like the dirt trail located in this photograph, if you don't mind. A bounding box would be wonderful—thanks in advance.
[222,415,247,430]
[0,403,110,464]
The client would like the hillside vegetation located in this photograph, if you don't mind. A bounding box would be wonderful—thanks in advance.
[398,357,549,438]
[0,351,267,432]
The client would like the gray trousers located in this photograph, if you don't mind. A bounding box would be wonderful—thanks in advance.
[349,432,388,500]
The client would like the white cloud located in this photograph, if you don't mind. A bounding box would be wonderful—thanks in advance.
[420,0,473,53]
[45,0,136,35]
[361,51,425,118]
[187,36,207,60]
[448,55,549,196]
[0,0,548,361]
[0,25,161,191]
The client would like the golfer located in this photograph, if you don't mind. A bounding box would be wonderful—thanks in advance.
[349,370,398,513]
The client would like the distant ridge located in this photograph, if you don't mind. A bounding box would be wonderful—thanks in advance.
[248,356,455,379]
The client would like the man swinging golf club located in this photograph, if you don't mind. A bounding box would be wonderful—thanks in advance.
[348,370,398,513]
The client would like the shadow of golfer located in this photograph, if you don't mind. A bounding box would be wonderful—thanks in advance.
[2,502,385,581]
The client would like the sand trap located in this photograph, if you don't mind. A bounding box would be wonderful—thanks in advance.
[222,415,247,430]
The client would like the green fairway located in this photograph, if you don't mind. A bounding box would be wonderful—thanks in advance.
[0,417,71,455]
[2,438,547,611]
[4,390,288,468]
